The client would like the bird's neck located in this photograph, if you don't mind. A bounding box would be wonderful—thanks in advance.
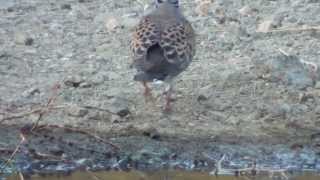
[153,3,181,18]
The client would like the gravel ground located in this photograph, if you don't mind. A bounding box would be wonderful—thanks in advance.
[1,0,320,159]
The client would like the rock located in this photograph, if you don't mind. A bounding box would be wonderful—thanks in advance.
[14,32,28,45]
[61,4,72,10]
[238,5,257,17]
[256,20,273,33]
[105,17,120,32]
[64,75,84,88]
[7,7,14,12]
[195,0,212,16]
[107,97,131,118]
[67,105,88,117]
[197,85,213,102]
[24,37,34,46]
[88,111,110,121]
[214,7,226,24]
[139,124,160,140]
[22,87,40,98]
[89,74,105,86]
[315,82,320,89]
[110,115,120,123]
[79,82,92,88]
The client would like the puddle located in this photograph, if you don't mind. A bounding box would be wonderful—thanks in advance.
[6,171,320,180]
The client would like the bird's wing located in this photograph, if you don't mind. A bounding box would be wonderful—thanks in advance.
[130,16,161,69]
[159,20,195,70]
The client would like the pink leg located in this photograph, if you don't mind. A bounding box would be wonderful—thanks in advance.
[163,86,173,112]
[142,81,154,102]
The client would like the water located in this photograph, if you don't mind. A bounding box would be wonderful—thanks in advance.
[6,171,320,180]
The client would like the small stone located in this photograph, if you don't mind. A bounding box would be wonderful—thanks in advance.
[89,74,105,85]
[197,85,213,102]
[15,33,27,45]
[7,7,14,12]
[107,97,131,118]
[110,115,120,123]
[67,105,88,117]
[22,87,40,98]
[256,20,273,33]
[117,109,130,118]
[88,111,110,121]
[24,37,34,46]
[105,17,120,32]
[61,4,72,10]
[315,82,320,89]
[195,0,212,16]
[214,8,226,24]
[64,75,84,88]
[238,5,257,16]
[29,113,41,122]
[142,126,160,140]
[79,82,92,88]
[197,95,208,102]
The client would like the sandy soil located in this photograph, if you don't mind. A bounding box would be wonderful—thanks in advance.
[1,0,320,159]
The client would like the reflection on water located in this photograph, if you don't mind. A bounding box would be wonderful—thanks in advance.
[7,171,320,180]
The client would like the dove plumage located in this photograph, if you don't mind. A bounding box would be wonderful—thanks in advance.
[130,0,195,112]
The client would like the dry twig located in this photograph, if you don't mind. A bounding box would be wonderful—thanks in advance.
[0,133,26,172]
[260,25,320,33]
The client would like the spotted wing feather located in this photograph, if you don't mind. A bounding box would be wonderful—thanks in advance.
[130,17,160,70]
[159,20,195,70]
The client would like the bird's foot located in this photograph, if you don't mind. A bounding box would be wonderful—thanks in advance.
[162,90,174,113]
[142,81,155,103]
[143,90,156,103]
[163,102,172,113]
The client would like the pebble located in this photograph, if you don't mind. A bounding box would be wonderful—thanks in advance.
[24,37,34,46]
[238,5,257,17]
[107,97,131,118]
[64,75,84,88]
[61,4,72,10]
[22,87,40,98]
[256,20,273,33]
[67,105,89,117]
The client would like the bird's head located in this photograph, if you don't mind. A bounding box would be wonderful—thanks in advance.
[155,0,179,8]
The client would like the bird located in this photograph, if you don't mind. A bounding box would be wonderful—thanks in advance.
[130,0,196,112]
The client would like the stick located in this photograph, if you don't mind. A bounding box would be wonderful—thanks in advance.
[0,133,26,171]
[260,26,320,33]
